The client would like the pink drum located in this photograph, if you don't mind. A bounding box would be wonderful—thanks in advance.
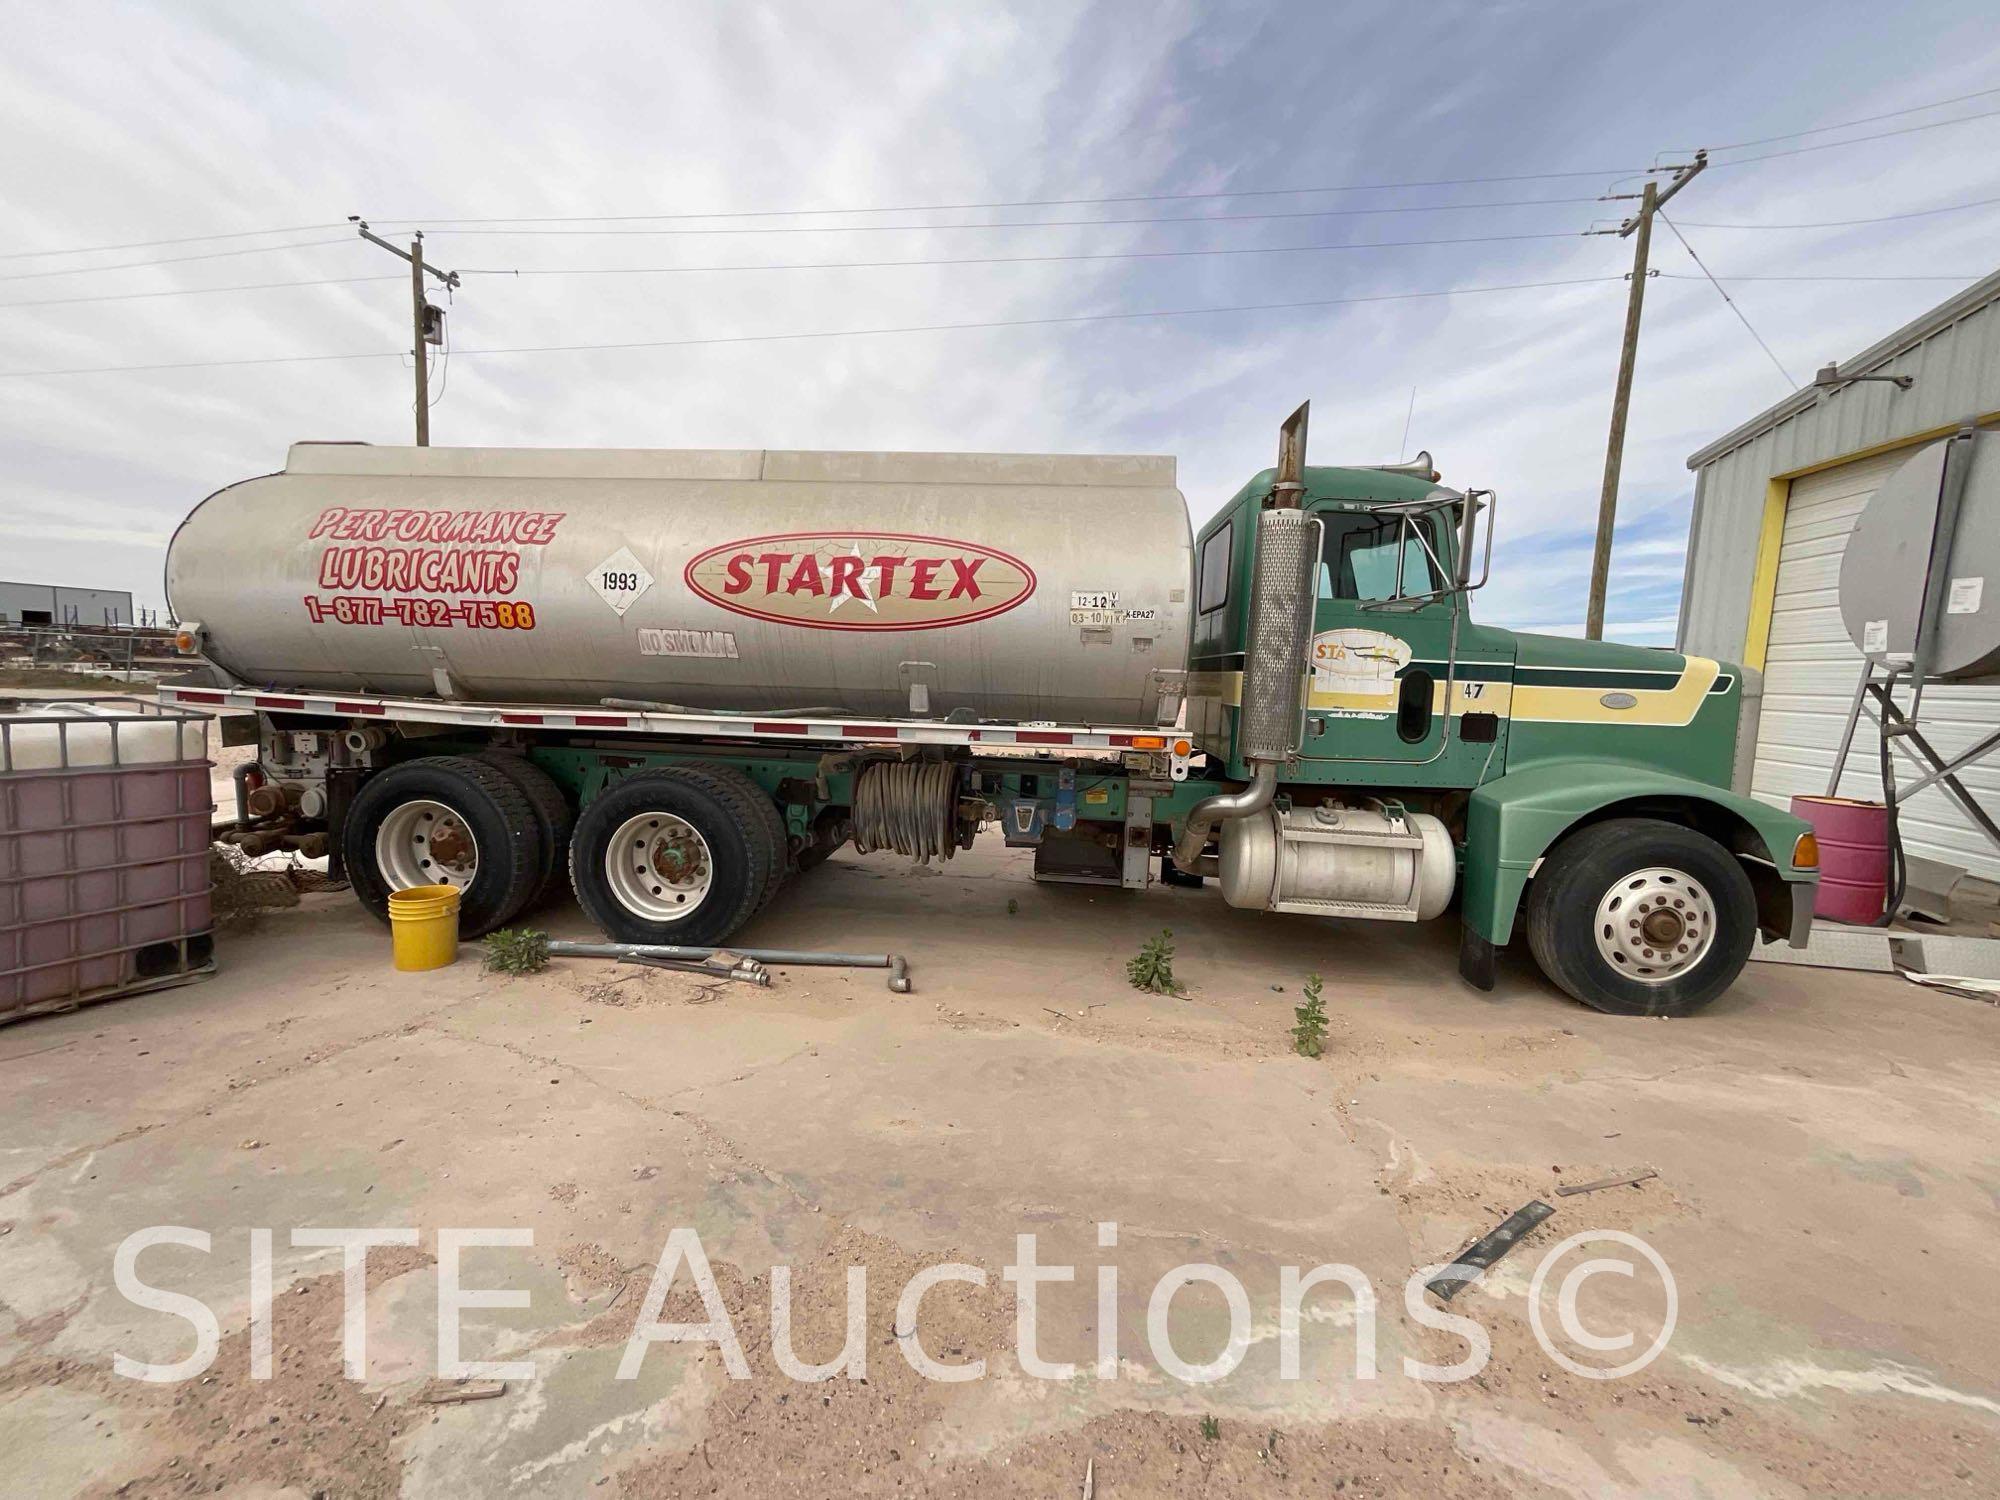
[1790,795,1888,926]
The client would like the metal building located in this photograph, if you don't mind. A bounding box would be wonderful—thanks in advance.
[1680,267,2000,883]
[0,580,135,628]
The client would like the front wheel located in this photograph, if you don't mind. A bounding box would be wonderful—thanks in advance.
[1524,817,1756,1017]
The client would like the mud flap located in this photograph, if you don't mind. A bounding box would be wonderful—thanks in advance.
[1458,922,1497,992]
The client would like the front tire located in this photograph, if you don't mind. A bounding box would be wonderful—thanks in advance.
[568,768,779,946]
[1525,817,1755,1017]
[344,756,544,938]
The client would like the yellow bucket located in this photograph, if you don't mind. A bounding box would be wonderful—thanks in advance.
[387,884,462,971]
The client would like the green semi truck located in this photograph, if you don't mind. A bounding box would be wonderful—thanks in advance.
[165,404,1817,1015]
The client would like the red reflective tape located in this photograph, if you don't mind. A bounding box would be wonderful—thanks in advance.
[334,701,386,715]
[842,725,902,739]
[254,696,305,710]
[1109,734,1135,747]
[1016,731,1073,745]
[500,713,545,725]
[172,689,224,704]
[575,714,626,727]
[752,722,811,735]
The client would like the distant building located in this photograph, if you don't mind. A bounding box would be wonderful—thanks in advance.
[1680,268,2000,884]
[0,579,136,628]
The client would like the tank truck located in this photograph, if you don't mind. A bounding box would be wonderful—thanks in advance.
[162,405,1818,1015]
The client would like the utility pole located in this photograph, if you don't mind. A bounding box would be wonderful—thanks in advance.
[350,219,459,445]
[1583,151,1706,640]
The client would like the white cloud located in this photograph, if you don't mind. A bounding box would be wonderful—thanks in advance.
[1,0,1996,658]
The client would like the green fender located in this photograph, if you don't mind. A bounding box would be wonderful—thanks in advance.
[1461,760,1817,946]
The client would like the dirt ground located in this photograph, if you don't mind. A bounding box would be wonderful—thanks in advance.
[4,840,1999,1498]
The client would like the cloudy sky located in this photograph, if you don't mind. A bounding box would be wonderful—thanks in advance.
[4,0,1997,643]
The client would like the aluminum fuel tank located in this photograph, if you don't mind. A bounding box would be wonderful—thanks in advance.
[167,444,1194,724]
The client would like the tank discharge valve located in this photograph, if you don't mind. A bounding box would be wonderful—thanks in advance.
[1218,802,1455,921]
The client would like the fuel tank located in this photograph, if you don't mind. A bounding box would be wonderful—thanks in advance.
[166,444,1194,724]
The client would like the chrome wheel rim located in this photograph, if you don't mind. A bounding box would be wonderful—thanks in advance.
[606,812,713,921]
[376,799,479,890]
[1593,866,1717,983]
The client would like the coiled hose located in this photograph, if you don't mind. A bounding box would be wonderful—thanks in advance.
[852,760,961,865]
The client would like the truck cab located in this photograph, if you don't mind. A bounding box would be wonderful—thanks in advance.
[1183,448,1817,1016]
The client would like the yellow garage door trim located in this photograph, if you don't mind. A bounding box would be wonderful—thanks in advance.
[1740,409,2000,672]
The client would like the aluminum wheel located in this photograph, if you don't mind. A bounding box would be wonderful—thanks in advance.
[1592,866,1717,982]
[374,799,480,890]
[605,812,713,921]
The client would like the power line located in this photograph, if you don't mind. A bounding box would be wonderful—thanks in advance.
[1658,211,1797,391]
[416,196,1607,239]
[0,274,404,312]
[1677,194,2000,229]
[1698,84,2000,151]
[454,228,1587,279]
[362,83,2000,228]
[0,273,1626,380]
[0,222,346,263]
[0,237,353,283]
[1705,104,2000,167]
[372,177,1651,231]
[0,230,1593,312]
[8,200,1981,308]
[1658,271,1985,283]
[13,84,1992,264]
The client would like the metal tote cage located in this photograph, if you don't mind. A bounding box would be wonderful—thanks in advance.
[0,697,214,1023]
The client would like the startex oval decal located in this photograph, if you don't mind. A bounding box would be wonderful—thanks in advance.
[683,531,1037,632]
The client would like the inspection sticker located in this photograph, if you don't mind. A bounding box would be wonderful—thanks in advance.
[1948,577,1984,615]
[1862,619,1889,654]
[589,546,654,617]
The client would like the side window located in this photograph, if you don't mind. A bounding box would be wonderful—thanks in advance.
[1318,515,1438,602]
[1197,521,1234,614]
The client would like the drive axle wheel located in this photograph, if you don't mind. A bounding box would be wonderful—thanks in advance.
[344,756,544,938]
[568,767,779,946]
[607,812,714,919]
[474,751,576,910]
[1525,817,1755,1017]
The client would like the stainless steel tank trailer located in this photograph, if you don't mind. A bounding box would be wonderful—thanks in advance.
[163,406,1819,1016]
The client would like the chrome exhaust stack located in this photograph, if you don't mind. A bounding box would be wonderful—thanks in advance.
[1173,403,1320,873]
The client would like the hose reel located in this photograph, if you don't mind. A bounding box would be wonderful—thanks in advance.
[852,759,963,864]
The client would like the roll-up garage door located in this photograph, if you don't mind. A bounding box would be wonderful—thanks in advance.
[1751,447,2000,882]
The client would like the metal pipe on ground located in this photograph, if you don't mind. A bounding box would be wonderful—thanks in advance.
[548,940,912,993]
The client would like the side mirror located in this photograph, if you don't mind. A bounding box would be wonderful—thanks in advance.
[1456,490,1495,591]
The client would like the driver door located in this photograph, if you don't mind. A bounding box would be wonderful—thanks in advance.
[1301,505,1460,770]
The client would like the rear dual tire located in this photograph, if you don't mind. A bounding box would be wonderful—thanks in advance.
[474,750,576,910]
[344,756,545,939]
[568,766,786,946]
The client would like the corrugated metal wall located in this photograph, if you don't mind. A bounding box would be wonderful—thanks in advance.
[0,581,135,626]
[1681,270,2000,663]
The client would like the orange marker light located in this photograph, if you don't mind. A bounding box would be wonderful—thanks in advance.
[1172,739,1192,757]
[173,629,198,654]
[1130,735,1166,750]
[1792,832,1820,870]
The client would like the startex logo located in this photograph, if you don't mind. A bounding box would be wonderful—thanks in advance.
[684,531,1037,632]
